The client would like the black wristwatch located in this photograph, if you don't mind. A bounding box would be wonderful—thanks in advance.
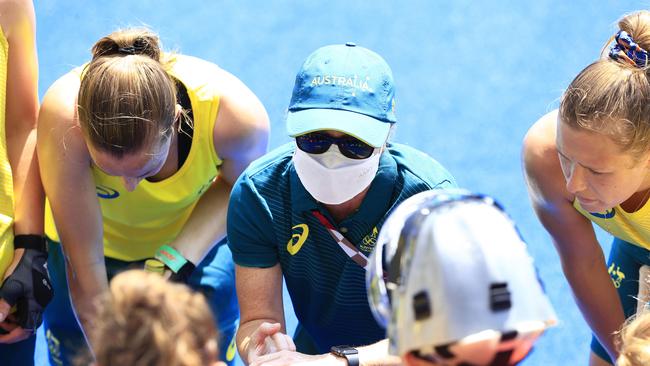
[330,345,359,366]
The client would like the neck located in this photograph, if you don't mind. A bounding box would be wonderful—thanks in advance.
[323,185,371,223]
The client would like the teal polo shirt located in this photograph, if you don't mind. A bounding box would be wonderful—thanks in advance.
[228,142,456,353]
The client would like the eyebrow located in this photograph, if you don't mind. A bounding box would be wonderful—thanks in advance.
[556,149,612,173]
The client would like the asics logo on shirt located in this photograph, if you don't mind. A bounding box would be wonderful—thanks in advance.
[287,224,309,255]
[225,335,237,361]
[96,185,119,199]
[590,209,615,219]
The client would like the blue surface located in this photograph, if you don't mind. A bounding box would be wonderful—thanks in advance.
[33,1,649,365]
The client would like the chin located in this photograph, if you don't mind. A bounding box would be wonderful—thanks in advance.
[577,198,607,213]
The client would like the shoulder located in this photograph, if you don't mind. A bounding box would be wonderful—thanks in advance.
[522,110,563,190]
[170,54,261,105]
[235,143,295,185]
[171,55,270,165]
[522,109,573,206]
[0,0,34,38]
[242,143,295,177]
[41,71,81,128]
[39,71,88,158]
[523,109,559,166]
[387,143,456,189]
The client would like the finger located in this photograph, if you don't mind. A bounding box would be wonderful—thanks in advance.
[285,334,296,352]
[0,299,9,322]
[0,320,18,332]
[252,322,281,345]
[270,332,295,352]
[0,326,31,344]
[262,335,278,354]
[258,322,282,336]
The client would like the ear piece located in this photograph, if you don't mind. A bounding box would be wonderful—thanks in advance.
[489,283,512,312]
[412,290,432,321]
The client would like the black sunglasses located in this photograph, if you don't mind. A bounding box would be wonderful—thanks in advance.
[295,132,375,159]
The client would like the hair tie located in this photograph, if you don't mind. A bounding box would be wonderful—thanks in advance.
[117,46,136,55]
[116,39,147,56]
[609,30,649,68]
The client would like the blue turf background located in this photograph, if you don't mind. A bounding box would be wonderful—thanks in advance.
[32,1,650,365]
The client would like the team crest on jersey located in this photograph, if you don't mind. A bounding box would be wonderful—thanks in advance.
[608,263,625,288]
[360,227,379,253]
[287,224,309,255]
[590,209,615,219]
[96,185,119,199]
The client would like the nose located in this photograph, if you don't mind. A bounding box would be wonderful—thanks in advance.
[122,177,142,192]
[565,164,587,195]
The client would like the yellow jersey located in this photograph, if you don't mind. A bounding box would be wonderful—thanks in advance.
[574,200,650,250]
[0,26,13,282]
[44,54,223,261]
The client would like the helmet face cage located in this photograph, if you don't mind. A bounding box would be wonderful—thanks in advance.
[367,189,498,328]
[366,189,556,364]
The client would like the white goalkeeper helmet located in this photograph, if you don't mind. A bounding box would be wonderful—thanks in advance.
[366,189,556,365]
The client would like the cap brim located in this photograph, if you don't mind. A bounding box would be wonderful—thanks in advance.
[287,109,391,148]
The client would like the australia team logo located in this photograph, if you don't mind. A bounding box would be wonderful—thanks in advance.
[590,209,615,219]
[287,224,309,255]
[96,185,119,199]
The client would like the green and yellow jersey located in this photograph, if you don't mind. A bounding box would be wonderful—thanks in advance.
[44,54,223,260]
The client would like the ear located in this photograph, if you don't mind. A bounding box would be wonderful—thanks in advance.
[173,103,183,129]
[644,150,650,169]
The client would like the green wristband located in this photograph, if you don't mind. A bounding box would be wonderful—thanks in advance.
[154,245,188,274]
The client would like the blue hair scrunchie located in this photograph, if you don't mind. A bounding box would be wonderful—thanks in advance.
[609,30,649,68]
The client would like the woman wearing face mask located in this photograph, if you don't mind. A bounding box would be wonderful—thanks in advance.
[227,43,456,366]
[37,28,269,365]
[523,10,650,366]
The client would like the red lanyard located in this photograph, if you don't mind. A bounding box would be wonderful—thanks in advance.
[311,210,369,270]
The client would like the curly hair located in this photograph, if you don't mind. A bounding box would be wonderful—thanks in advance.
[616,310,650,366]
[88,270,219,366]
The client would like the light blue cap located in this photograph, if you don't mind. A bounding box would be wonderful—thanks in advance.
[286,43,396,147]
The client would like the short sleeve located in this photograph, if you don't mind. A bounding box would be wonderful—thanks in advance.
[227,173,279,268]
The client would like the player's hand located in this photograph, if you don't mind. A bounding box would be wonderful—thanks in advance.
[247,322,296,363]
[0,243,53,343]
[0,312,32,343]
[250,350,346,366]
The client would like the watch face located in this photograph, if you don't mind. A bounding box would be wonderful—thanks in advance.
[332,345,358,355]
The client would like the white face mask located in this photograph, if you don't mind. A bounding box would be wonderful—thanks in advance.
[292,144,382,205]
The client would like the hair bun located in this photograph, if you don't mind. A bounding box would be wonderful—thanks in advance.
[91,28,161,61]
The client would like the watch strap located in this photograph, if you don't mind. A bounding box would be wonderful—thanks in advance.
[331,346,359,366]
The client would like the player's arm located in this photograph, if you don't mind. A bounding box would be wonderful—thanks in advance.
[523,110,624,361]
[0,0,49,343]
[3,0,41,236]
[167,68,269,271]
[37,73,107,350]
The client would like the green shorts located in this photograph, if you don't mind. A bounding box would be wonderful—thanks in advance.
[591,237,650,364]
